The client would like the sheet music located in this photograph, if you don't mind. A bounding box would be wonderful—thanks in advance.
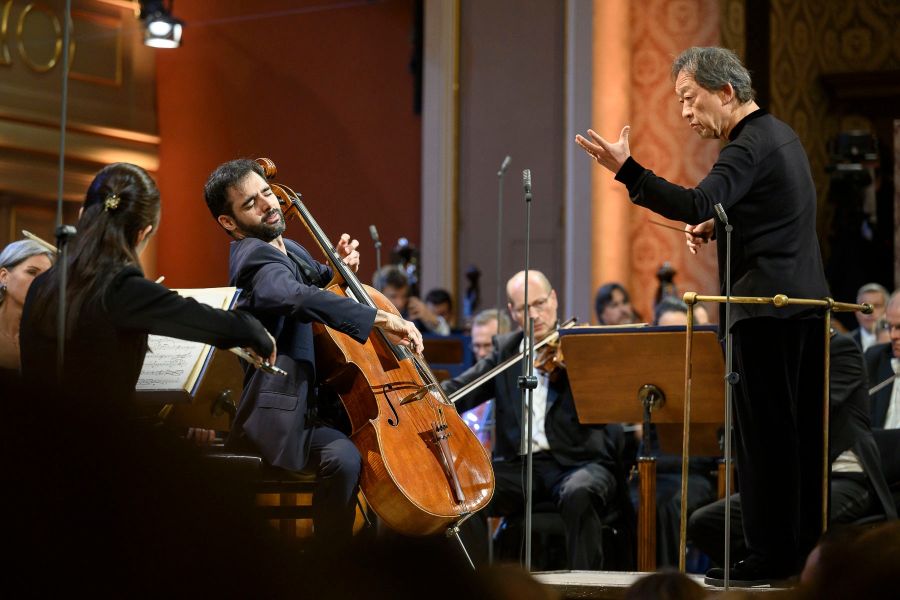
[135,336,206,391]
[135,286,239,394]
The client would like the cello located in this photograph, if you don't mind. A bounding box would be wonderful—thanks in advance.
[255,158,494,537]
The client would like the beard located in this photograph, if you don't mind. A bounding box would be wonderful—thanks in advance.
[240,208,286,242]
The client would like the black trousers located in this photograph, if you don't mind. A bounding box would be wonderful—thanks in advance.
[688,475,874,567]
[301,425,362,543]
[460,452,618,569]
[730,317,825,570]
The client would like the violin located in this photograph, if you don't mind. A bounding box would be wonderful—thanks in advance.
[446,318,577,403]
[255,158,494,537]
[535,335,566,381]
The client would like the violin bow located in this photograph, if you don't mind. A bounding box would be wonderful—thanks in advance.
[447,317,577,404]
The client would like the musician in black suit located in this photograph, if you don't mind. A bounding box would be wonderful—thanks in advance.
[689,332,897,578]
[204,159,422,543]
[850,283,888,353]
[864,291,900,504]
[865,290,900,430]
[577,47,829,581]
[441,270,633,570]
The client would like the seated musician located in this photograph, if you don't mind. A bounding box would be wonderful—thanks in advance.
[21,163,276,409]
[442,270,634,570]
[202,159,422,544]
[689,330,897,586]
[0,240,53,388]
[470,308,511,362]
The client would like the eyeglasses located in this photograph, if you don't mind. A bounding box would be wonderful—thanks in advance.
[876,319,900,333]
[510,290,553,316]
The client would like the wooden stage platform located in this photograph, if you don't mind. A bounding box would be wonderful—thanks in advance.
[534,571,790,599]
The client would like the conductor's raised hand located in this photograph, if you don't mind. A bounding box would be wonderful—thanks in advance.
[685,218,715,255]
[575,126,631,174]
[336,233,361,272]
[375,309,424,355]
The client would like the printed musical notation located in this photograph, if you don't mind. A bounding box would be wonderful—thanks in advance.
[135,286,240,395]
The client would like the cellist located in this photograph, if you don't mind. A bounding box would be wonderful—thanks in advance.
[203,159,423,544]
[440,270,634,570]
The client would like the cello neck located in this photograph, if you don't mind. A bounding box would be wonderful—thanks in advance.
[283,188,374,310]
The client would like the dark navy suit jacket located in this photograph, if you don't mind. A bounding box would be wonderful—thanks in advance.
[226,237,376,471]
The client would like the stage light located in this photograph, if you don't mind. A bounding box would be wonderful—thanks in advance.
[139,0,183,49]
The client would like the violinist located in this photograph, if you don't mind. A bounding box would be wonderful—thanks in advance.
[441,270,633,570]
[203,159,422,544]
[20,163,275,409]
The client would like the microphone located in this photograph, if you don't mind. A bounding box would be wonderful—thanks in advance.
[497,155,511,177]
[714,203,729,226]
[523,169,532,202]
[369,224,382,273]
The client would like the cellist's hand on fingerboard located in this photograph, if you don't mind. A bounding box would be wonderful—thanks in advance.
[375,310,424,354]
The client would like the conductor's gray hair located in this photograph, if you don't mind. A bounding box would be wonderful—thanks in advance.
[672,47,755,103]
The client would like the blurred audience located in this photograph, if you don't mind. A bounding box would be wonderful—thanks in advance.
[797,521,900,599]
[623,571,705,600]
[425,287,458,331]
[374,265,450,335]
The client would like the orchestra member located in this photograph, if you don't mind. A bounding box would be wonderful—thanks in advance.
[0,240,53,385]
[443,270,633,570]
[20,162,275,409]
[203,158,421,543]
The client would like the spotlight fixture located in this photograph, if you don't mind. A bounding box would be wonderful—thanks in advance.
[139,0,183,49]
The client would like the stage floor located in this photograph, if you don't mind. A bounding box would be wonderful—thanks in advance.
[534,571,790,599]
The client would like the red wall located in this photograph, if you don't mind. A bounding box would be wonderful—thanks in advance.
[154,0,421,288]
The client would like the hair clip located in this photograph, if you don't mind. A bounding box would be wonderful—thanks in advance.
[104,194,120,211]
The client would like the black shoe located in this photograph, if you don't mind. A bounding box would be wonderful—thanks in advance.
[703,555,794,588]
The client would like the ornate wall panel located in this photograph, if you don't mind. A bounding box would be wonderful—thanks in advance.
[592,0,721,323]
[0,0,158,250]
[769,0,900,246]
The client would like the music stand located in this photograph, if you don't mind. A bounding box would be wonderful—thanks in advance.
[137,348,245,432]
[559,325,725,571]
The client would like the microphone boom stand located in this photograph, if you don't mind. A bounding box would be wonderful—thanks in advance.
[517,169,538,571]
[717,204,737,590]
[55,0,75,380]
[496,156,510,333]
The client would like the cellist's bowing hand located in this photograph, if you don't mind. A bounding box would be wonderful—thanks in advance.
[375,309,424,354]
[336,233,361,272]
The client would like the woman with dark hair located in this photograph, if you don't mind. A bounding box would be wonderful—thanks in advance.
[0,239,54,383]
[19,163,274,408]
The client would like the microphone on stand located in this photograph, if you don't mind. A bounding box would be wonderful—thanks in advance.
[518,167,538,571]
[496,155,512,333]
[523,168,532,201]
[369,224,382,274]
[714,201,738,589]
[714,203,729,227]
[497,155,511,177]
